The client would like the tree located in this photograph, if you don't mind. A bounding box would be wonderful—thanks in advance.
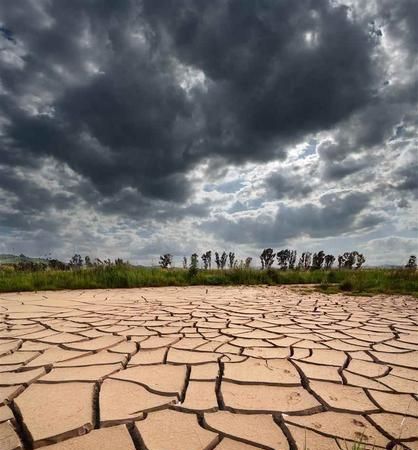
[312,251,325,270]
[338,251,365,269]
[228,252,235,269]
[289,250,297,269]
[260,248,276,269]
[355,253,366,269]
[215,252,221,269]
[405,255,417,270]
[276,249,297,270]
[84,255,92,267]
[159,254,172,269]
[298,252,311,270]
[201,251,212,270]
[245,257,252,268]
[182,257,188,269]
[324,254,335,269]
[277,249,290,270]
[220,252,227,269]
[48,259,68,270]
[189,253,199,277]
[69,254,83,269]
[338,252,354,269]
[215,251,227,269]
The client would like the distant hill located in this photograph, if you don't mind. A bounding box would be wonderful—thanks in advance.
[0,254,49,264]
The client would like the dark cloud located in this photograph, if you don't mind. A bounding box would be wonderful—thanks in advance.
[203,191,384,246]
[377,0,418,62]
[394,163,418,198]
[265,171,313,200]
[143,0,379,160]
[0,166,74,215]
[1,0,378,201]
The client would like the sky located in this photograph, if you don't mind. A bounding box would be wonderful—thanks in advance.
[0,0,417,266]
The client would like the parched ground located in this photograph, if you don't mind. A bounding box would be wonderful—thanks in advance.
[0,286,417,450]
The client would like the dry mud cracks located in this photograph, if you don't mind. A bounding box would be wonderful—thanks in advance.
[0,286,417,450]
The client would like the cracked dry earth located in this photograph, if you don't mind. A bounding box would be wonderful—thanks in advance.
[0,287,417,450]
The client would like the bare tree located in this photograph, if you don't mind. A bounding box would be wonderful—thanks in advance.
[245,257,252,268]
[260,248,276,269]
[182,257,188,269]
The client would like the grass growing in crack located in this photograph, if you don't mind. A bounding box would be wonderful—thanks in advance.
[0,266,417,296]
[343,434,376,450]
[303,439,375,450]
[302,430,376,450]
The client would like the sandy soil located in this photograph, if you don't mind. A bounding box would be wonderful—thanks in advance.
[0,286,417,450]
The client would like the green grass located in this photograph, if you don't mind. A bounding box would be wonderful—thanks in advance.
[0,266,417,295]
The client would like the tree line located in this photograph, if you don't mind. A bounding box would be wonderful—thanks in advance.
[159,249,368,270]
[2,252,416,273]
[3,256,129,272]
[159,250,418,271]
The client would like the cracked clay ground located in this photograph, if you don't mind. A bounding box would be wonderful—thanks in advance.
[0,286,417,450]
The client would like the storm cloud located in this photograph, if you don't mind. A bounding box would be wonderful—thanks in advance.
[0,0,417,265]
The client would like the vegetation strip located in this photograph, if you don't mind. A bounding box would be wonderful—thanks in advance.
[0,266,417,296]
